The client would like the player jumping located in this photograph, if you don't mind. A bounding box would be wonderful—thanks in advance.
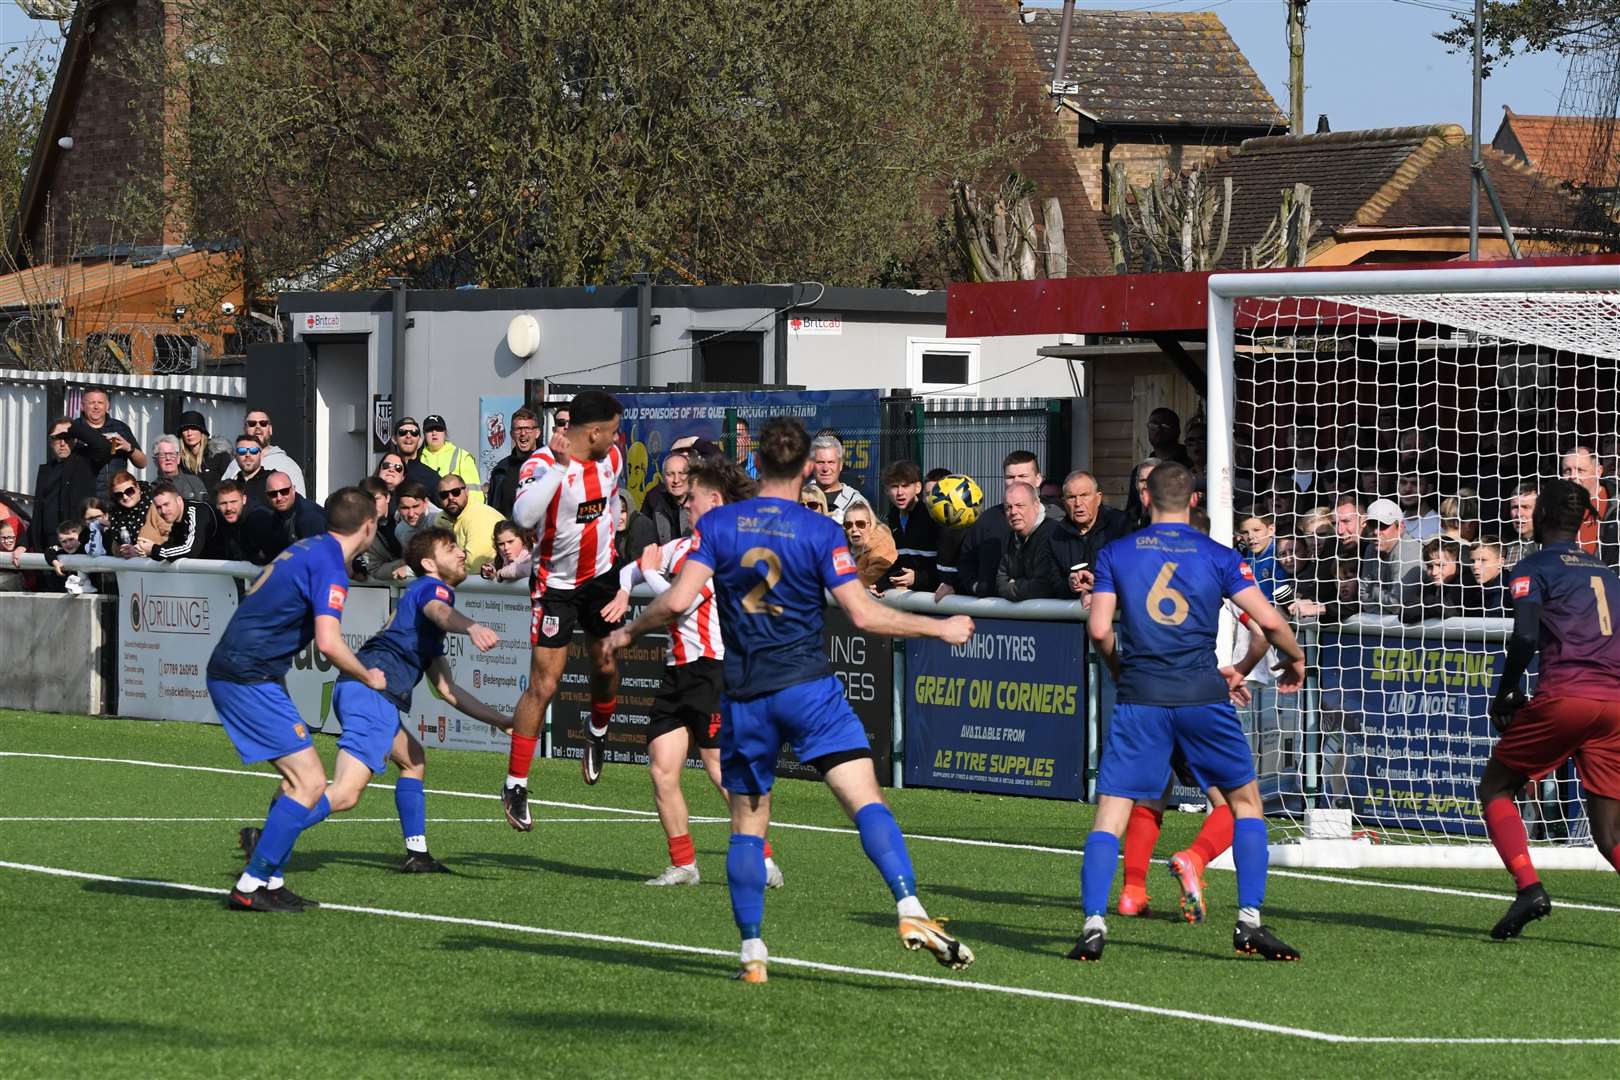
[608,416,976,984]
[1077,463,1306,961]
[206,488,384,912]
[610,456,784,888]
[504,390,626,829]
[1481,477,1620,939]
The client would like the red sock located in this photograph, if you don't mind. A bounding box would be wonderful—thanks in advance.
[763,840,774,859]
[589,699,615,736]
[1122,805,1163,891]
[1187,804,1235,867]
[1607,844,1620,874]
[668,833,695,867]
[1483,797,1540,889]
[507,733,538,781]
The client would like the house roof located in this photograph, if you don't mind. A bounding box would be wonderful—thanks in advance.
[1020,9,1286,129]
[1492,109,1620,188]
[1199,124,1587,267]
[0,249,232,311]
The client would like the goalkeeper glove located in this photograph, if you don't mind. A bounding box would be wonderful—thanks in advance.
[1490,688,1528,733]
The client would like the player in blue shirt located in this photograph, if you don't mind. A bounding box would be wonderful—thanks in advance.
[1078,463,1306,962]
[206,487,386,913]
[608,417,978,984]
[235,526,512,874]
[1480,478,1620,940]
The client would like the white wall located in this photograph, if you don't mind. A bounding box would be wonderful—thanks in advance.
[787,318,1078,398]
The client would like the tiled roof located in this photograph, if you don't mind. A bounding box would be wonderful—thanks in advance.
[1493,109,1620,188]
[1020,9,1286,129]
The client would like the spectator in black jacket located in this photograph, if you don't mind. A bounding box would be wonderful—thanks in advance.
[935,451,1059,599]
[996,482,1061,601]
[487,406,541,517]
[1047,470,1128,600]
[640,448,692,544]
[265,473,327,558]
[29,418,100,549]
[214,481,278,564]
[390,417,442,493]
[880,460,939,593]
[353,475,404,580]
[137,482,220,561]
[232,435,274,507]
[175,410,232,493]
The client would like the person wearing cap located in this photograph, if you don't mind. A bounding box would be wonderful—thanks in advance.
[175,410,233,493]
[1358,497,1424,618]
[389,417,443,492]
[418,413,485,507]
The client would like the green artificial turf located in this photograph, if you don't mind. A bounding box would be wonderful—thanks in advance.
[2,709,1617,1078]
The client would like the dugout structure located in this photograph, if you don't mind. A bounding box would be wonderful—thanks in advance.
[949,257,1620,869]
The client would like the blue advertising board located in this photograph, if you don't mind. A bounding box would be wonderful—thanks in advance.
[615,389,881,510]
[903,620,1086,800]
[1320,627,1510,838]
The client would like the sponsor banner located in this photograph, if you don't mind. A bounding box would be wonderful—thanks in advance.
[614,389,881,511]
[774,606,894,781]
[116,571,238,723]
[405,589,531,752]
[903,621,1086,800]
[1319,629,1533,838]
[286,586,390,736]
[787,313,842,335]
[550,603,680,768]
[478,394,525,488]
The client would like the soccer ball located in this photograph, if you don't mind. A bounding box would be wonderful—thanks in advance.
[926,474,984,528]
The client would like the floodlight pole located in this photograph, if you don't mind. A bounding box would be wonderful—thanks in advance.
[1470,0,1483,260]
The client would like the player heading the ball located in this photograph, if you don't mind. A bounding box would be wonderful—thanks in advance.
[608,416,977,983]
[1078,463,1306,962]
[1481,477,1620,940]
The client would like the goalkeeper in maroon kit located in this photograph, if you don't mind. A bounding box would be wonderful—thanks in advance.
[1481,478,1620,939]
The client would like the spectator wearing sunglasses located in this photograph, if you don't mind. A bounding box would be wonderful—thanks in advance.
[221,407,306,495]
[28,418,99,550]
[390,417,443,491]
[106,471,156,556]
[264,471,327,560]
[419,413,485,507]
[231,434,273,507]
[436,472,503,573]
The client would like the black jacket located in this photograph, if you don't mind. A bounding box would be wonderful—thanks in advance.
[487,445,533,518]
[996,518,1062,601]
[882,505,941,592]
[152,501,221,561]
[267,494,328,559]
[219,506,280,564]
[28,452,98,549]
[944,501,1062,597]
[640,485,687,546]
[615,509,659,569]
[1046,506,1129,597]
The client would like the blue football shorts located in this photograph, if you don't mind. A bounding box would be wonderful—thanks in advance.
[720,675,870,795]
[332,680,406,774]
[207,678,313,765]
[1096,700,1256,800]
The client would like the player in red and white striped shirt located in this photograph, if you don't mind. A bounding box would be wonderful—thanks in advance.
[612,456,783,887]
[502,390,625,830]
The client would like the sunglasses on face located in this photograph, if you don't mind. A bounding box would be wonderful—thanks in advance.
[396,428,420,437]
[114,486,138,499]
[50,431,72,442]
[380,462,404,472]
[268,487,294,498]
[245,420,270,428]
[236,447,260,456]
[440,486,466,498]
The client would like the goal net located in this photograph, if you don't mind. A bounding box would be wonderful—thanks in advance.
[1206,261,1620,869]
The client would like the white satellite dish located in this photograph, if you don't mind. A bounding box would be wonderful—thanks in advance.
[506,313,541,359]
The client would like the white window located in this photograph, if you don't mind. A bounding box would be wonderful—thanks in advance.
[906,337,980,396]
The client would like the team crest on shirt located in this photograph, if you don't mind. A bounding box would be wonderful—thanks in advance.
[1512,577,1531,598]
[1238,561,1255,580]
[542,614,561,638]
[293,723,307,739]
[327,584,348,611]
[575,496,607,524]
[832,547,857,575]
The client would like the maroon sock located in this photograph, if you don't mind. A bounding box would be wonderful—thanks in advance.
[1608,843,1620,874]
[1483,797,1540,890]
[1122,805,1163,891]
[589,699,615,738]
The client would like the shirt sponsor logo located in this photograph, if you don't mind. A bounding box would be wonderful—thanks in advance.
[1511,576,1530,598]
[575,496,607,524]
[328,584,348,611]
[1239,561,1255,580]
[434,585,451,602]
[833,547,856,576]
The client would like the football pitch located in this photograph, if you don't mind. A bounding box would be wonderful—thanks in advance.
[2,710,1617,1078]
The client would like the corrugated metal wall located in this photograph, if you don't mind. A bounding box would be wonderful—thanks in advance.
[0,368,246,495]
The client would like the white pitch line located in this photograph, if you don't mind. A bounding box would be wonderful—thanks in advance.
[0,816,699,825]
[3,750,1615,914]
[2,858,1614,1048]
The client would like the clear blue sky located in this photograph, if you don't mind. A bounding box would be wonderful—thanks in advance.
[0,1,1577,137]
[1026,0,1571,135]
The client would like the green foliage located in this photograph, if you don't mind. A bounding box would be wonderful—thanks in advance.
[124,1,1034,290]
[0,36,58,239]
[1434,0,1620,74]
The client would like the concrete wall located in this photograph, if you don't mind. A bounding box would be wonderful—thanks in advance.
[0,594,110,715]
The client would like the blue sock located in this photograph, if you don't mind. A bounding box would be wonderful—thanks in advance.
[395,777,427,847]
[727,834,767,940]
[1081,830,1121,917]
[854,803,916,901]
[303,793,332,829]
[1233,817,1270,910]
[246,795,313,881]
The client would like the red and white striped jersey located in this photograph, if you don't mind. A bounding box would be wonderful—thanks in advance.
[513,443,622,596]
[619,536,723,666]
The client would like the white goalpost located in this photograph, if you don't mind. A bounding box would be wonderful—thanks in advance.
[1206,261,1620,870]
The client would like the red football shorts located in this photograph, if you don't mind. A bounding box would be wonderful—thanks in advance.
[1491,693,1620,800]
